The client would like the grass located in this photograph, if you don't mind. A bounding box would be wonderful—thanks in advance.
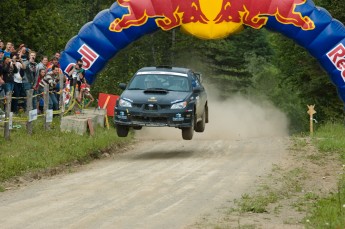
[303,122,345,228]
[0,116,132,190]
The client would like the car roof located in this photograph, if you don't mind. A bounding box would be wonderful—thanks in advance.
[137,66,191,75]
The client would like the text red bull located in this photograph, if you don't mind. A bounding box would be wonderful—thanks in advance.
[109,0,209,32]
[214,0,315,30]
[78,44,99,70]
[327,43,345,80]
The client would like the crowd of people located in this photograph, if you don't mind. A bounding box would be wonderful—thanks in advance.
[0,40,94,115]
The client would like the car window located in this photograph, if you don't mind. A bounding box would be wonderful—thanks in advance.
[191,73,201,89]
[128,73,189,92]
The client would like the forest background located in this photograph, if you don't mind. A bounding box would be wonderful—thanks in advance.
[0,0,344,132]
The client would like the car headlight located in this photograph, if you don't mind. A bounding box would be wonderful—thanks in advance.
[171,101,187,109]
[119,99,132,107]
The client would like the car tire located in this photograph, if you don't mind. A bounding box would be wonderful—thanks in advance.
[116,124,129,137]
[182,126,194,140]
[133,126,142,130]
[182,115,194,140]
[195,110,205,132]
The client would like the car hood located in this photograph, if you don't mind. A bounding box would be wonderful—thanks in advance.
[121,90,190,104]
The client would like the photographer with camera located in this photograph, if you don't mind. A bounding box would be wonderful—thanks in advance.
[43,65,60,110]
[12,53,26,113]
[68,59,84,89]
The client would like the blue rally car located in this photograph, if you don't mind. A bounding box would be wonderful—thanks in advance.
[114,66,209,140]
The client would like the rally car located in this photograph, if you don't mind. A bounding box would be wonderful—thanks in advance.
[114,66,209,140]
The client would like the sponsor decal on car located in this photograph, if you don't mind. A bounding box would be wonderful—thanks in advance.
[117,111,128,120]
[148,97,157,102]
[173,113,185,121]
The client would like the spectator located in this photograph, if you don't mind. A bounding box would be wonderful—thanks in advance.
[68,59,84,88]
[0,62,4,98]
[2,55,17,95]
[17,44,30,61]
[54,52,61,61]
[12,54,26,113]
[77,71,94,107]
[43,65,59,110]
[23,51,37,91]
[4,42,13,58]
[0,49,4,65]
[35,56,48,84]
[0,40,4,50]
[34,68,46,112]
[47,56,60,71]
[0,50,3,97]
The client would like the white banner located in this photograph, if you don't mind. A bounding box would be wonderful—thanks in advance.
[29,109,38,122]
[46,109,53,123]
[9,112,13,130]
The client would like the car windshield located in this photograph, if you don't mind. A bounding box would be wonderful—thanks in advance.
[128,74,190,92]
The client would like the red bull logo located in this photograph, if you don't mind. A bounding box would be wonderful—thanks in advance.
[214,0,315,30]
[327,43,345,81]
[109,0,315,39]
[109,0,208,32]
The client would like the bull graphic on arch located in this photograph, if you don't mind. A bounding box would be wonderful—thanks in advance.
[60,0,345,107]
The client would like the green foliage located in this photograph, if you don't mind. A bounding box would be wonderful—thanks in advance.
[268,32,344,126]
[313,122,345,160]
[235,192,279,213]
[304,122,345,228]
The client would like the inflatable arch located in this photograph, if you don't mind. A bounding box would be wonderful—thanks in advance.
[60,0,345,105]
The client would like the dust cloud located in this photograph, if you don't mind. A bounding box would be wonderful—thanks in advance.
[134,85,289,140]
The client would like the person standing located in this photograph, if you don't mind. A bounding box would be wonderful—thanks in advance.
[34,69,46,112]
[4,42,14,58]
[44,65,60,110]
[0,40,4,50]
[21,51,37,111]
[68,59,84,88]
[2,55,17,95]
[0,49,4,65]
[23,51,37,91]
[35,56,48,82]
[12,54,26,113]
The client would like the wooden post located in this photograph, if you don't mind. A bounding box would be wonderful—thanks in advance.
[307,105,316,135]
[4,92,12,140]
[26,89,33,135]
[87,118,95,136]
[59,74,64,119]
[103,96,110,130]
[44,84,50,130]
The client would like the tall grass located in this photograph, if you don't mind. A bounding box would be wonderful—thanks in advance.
[304,122,345,228]
[0,118,132,186]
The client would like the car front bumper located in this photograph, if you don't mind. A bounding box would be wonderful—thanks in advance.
[114,106,194,128]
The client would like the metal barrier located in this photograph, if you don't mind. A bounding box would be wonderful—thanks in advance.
[0,75,92,140]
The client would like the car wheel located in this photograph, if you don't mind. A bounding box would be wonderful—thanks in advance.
[182,116,194,140]
[195,110,205,132]
[116,124,129,137]
[133,126,142,130]
[182,126,194,140]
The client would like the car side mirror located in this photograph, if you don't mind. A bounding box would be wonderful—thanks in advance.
[119,83,127,90]
[193,87,202,93]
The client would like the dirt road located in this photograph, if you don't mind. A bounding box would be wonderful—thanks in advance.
[0,96,291,229]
